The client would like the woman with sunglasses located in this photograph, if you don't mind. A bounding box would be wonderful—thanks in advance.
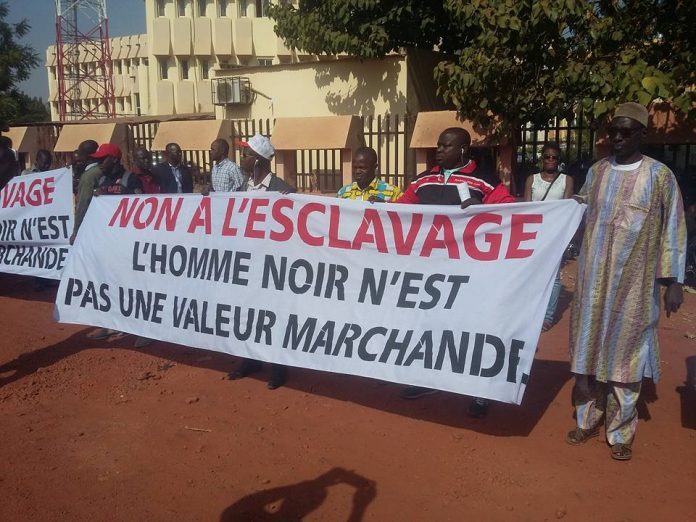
[524,142,574,331]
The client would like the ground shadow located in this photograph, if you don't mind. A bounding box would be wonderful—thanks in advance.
[220,467,376,522]
[0,325,572,436]
[677,356,696,429]
[0,327,571,436]
[269,359,573,437]
[0,273,59,304]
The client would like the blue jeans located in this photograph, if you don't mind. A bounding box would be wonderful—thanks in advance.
[545,268,561,323]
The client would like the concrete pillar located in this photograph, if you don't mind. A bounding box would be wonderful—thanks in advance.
[275,150,297,187]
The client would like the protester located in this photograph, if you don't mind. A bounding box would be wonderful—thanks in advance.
[131,147,161,194]
[227,133,294,389]
[523,142,574,331]
[337,146,402,202]
[154,143,193,194]
[397,128,516,206]
[242,134,296,194]
[71,141,101,242]
[70,140,98,195]
[94,146,142,196]
[21,149,53,175]
[71,143,117,244]
[0,137,20,190]
[209,138,244,192]
[395,127,516,418]
[567,102,686,461]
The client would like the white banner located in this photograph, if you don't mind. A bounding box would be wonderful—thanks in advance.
[55,193,584,404]
[0,168,73,279]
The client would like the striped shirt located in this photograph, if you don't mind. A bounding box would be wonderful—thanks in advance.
[570,156,686,383]
[211,158,245,192]
[337,178,402,202]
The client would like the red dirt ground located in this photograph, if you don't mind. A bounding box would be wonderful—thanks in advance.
[1,265,695,521]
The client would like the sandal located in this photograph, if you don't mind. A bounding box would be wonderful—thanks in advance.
[610,443,632,461]
[566,427,599,445]
[87,327,114,340]
[106,331,129,342]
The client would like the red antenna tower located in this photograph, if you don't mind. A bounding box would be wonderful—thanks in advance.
[54,0,116,121]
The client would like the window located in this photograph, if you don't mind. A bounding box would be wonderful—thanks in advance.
[115,61,122,75]
[219,0,228,16]
[156,0,165,17]
[177,0,186,16]
[238,0,247,17]
[134,93,141,116]
[258,58,273,66]
[255,0,268,17]
[200,59,209,79]
[159,57,169,79]
[180,59,190,80]
[197,0,206,16]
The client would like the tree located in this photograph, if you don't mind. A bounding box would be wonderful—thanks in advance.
[0,1,42,128]
[269,0,695,132]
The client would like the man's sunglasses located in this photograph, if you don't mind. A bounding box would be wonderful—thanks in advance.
[607,126,642,138]
[542,154,560,160]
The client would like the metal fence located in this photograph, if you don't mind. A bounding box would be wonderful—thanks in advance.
[514,111,597,196]
[227,115,414,193]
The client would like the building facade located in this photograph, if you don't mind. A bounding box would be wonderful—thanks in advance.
[46,1,449,122]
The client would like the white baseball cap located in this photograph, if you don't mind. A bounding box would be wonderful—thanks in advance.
[239,133,275,160]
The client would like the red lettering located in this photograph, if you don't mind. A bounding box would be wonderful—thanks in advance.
[506,214,542,259]
[297,202,326,246]
[388,211,423,255]
[352,209,388,253]
[269,198,294,242]
[133,197,159,230]
[153,197,182,232]
[221,198,238,236]
[463,213,502,261]
[26,179,42,206]
[108,197,140,227]
[187,197,212,234]
[42,177,55,204]
[1,177,55,208]
[1,184,14,208]
[420,215,460,259]
[10,183,26,207]
[328,205,352,249]
[244,198,269,239]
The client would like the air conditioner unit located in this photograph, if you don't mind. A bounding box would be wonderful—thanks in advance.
[213,77,252,105]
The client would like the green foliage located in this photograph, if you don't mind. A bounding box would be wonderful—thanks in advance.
[0,1,42,127]
[269,0,695,132]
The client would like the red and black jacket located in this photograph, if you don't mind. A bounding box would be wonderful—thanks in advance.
[397,161,516,205]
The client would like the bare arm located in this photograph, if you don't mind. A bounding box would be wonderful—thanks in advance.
[523,175,533,202]
[563,175,575,199]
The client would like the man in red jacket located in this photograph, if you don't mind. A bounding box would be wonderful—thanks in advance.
[396,127,516,417]
[398,127,516,207]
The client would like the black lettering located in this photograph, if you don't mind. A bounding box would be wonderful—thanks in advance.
[419,274,445,310]
[358,268,387,305]
[283,314,317,351]
[434,331,469,374]
[358,327,386,361]
[397,272,422,309]
[378,329,413,365]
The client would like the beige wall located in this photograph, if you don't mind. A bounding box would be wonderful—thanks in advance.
[46,34,149,121]
[217,55,409,120]
[144,0,312,116]
[45,1,429,122]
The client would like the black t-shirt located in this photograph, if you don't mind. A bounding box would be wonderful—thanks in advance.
[98,167,142,195]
